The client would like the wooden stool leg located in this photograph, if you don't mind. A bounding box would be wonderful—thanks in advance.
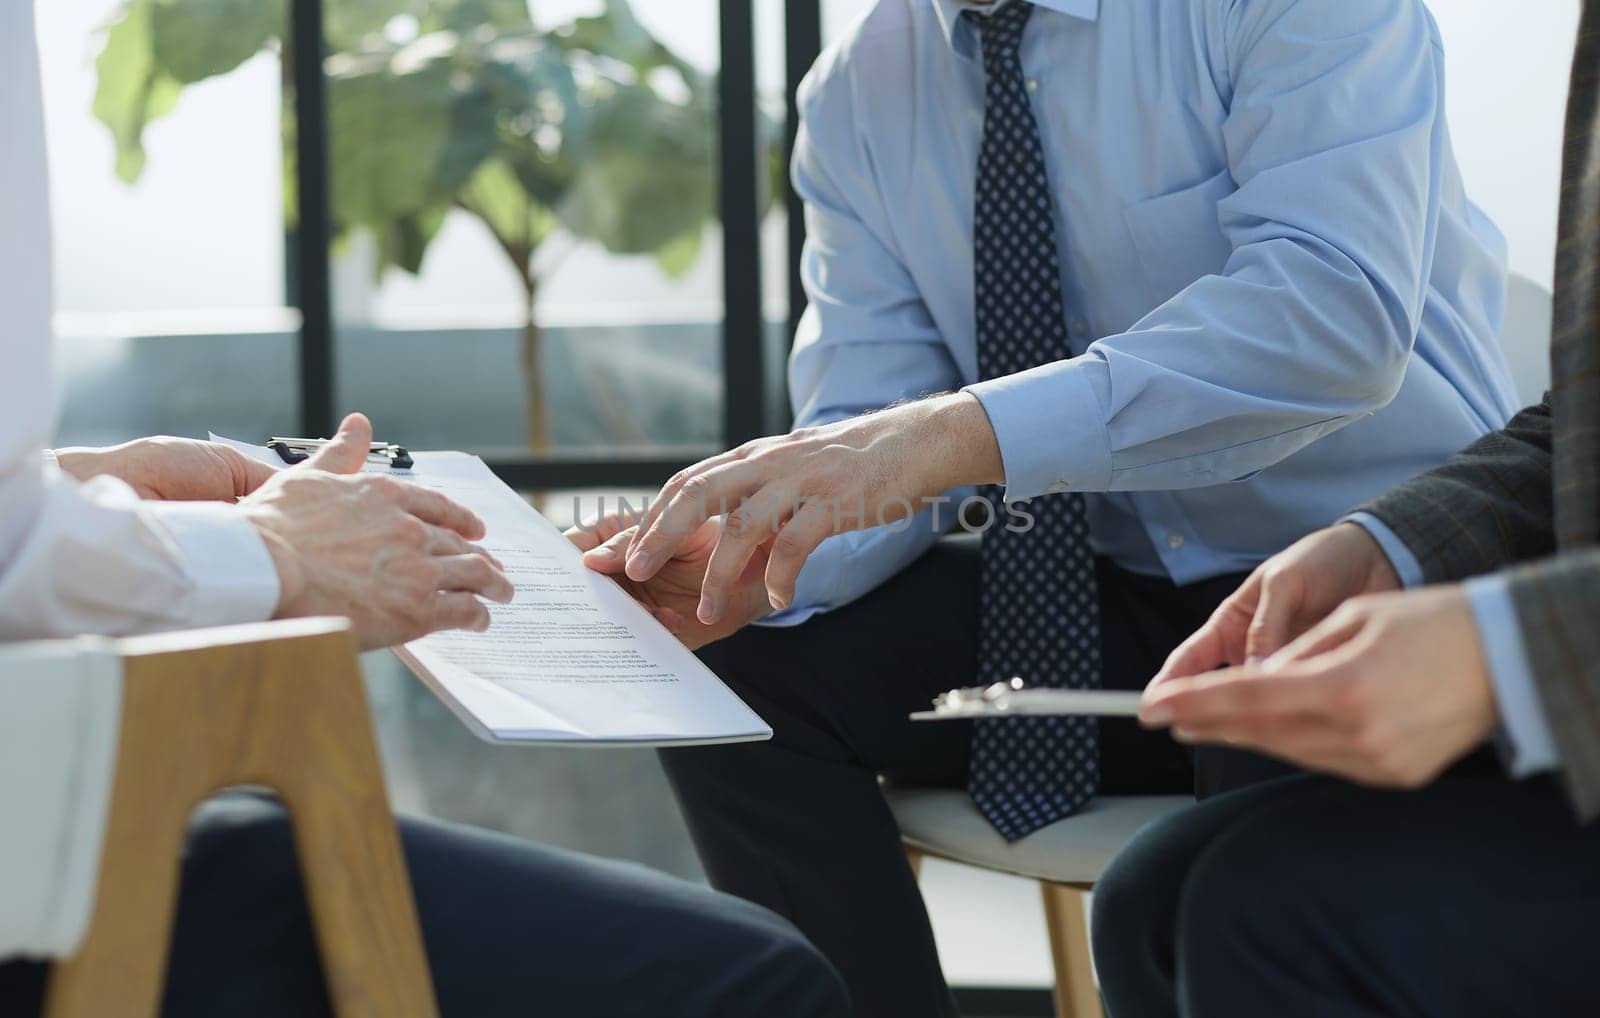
[1041,882,1101,1018]
[274,649,434,1017]
[44,622,437,1018]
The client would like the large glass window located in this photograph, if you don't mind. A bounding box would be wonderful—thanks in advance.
[40,0,296,445]
[327,1,732,459]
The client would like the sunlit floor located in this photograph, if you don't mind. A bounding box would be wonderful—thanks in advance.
[921,856,1054,989]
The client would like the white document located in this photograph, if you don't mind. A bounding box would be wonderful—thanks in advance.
[212,435,771,747]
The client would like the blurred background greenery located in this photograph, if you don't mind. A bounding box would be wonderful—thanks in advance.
[91,0,780,449]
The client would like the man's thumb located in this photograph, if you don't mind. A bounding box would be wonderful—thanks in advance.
[306,413,373,474]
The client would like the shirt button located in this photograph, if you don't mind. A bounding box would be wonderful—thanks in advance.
[1071,316,1089,335]
[1166,533,1186,550]
[1026,78,1040,93]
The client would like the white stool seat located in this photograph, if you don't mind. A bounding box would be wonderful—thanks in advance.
[887,787,1193,885]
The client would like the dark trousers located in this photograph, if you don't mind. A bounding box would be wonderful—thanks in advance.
[660,536,1282,1018]
[0,793,848,1018]
[1092,771,1600,1017]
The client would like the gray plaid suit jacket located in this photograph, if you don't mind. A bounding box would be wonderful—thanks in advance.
[1360,2,1600,820]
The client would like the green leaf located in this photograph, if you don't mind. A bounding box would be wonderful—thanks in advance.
[92,1,184,183]
[460,158,531,249]
[149,0,283,84]
[557,83,715,254]
[326,0,415,50]
[652,227,703,277]
[325,38,457,229]
[372,204,449,277]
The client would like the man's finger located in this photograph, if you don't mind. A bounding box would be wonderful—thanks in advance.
[763,498,834,611]
[698,488,791,623]
[1141,660,1353,728]
[582,526,637,574]
[627,449,745,561]
[431,591,492,634]
[566,509,637,552]
[1151,586,1256,684]
[391,482,486,540]
[1270,605,1369,665]
[222,447,280,498]
[1243,577,1293,661]
[628,464,750,581]
[305,413,373,474]
[1152,623,1230,688]
[434,554,514,603]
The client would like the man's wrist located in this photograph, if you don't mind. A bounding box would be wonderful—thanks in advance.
[919,392,1004,493]
[244,511,302,617]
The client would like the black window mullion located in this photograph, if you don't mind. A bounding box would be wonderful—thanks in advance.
[719,0,765,449]
[288,0,334,439]
[784,0,822,356]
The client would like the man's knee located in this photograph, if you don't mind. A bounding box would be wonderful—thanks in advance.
[1090,812,1189,999]
[181,794,301,899]
[1174,823,1330,1015]
[698,896,851,1018]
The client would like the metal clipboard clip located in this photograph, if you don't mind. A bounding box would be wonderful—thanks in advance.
[267,437,415,470]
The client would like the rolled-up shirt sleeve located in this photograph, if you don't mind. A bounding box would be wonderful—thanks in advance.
[967,0,1446,500]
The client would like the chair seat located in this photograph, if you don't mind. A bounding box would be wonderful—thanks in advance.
[887,787,1193,885]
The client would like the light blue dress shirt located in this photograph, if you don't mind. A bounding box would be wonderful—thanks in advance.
[1346,513,1559,777]
[770,0,1519,625]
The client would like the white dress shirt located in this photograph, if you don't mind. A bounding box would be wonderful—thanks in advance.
[1,1,280,640]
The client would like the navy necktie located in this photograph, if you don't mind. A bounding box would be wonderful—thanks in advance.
[965,0,1104,842]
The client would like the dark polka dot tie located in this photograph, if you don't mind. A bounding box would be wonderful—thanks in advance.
[966,0,1103,842]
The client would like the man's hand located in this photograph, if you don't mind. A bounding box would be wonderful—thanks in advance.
[623,392,1003,623]
[566,512,771,650]
[241,413,514,649]
[1150,522,1401,693]
[55,437,280,502]
[1139,586,1498,789]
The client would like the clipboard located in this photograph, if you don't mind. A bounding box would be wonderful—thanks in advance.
[267,436,414,470]
[911,679,1144,721]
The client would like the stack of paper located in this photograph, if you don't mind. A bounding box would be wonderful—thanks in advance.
[214,436,771,747]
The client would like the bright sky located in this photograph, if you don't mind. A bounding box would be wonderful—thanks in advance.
[36,0,1580,321]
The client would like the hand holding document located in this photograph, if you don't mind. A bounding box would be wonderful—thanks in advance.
[215,435,771,747]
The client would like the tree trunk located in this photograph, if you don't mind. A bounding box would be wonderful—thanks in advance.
[521,292,551,454]
[521,316,549,453]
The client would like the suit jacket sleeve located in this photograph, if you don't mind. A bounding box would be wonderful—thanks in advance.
[1502,549,1600,821]
[1356,400,1556,584]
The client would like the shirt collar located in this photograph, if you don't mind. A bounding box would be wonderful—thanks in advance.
[933,0,1101,55]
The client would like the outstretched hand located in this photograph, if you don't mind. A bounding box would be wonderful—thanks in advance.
[619,392,1003,624]
[567,511,772,650]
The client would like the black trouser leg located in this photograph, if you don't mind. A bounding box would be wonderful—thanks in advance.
[660,536,1257,1018]
[1093,772,1600,1018]
[1,794,850,1018]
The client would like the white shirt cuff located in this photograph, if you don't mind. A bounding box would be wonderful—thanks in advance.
[147,502,281,627]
